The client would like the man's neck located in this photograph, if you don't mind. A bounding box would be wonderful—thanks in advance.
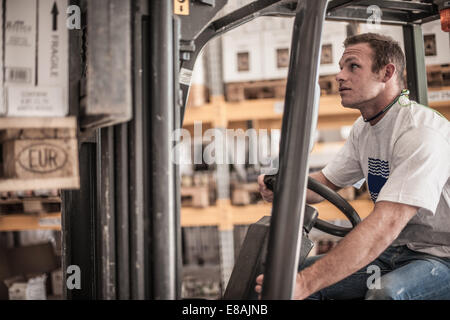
[359,88,401,126]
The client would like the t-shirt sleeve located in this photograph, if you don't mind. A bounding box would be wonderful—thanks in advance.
[377,127,450,215]
[322,124,365,188]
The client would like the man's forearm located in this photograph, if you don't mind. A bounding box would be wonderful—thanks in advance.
[295,202,417,299]
[306,171,337,204]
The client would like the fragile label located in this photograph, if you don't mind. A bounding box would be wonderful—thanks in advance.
[7,86,66,117]
[38,0,69,87]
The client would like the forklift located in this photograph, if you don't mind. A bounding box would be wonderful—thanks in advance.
[62,0,449,300]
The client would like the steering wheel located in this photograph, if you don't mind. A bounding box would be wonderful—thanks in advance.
[263,174,361,237]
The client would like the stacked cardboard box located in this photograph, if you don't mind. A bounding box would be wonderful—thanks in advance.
[2,0,69,117]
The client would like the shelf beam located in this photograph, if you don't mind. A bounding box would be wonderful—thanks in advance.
[181,199,374,229]
[0,212,61,231]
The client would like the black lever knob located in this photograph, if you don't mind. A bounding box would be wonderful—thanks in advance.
[263,174,277,191]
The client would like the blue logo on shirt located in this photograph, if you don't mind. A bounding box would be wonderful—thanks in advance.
[368,158,389,202]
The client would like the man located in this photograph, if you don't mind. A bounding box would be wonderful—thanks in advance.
[255,33,450,300]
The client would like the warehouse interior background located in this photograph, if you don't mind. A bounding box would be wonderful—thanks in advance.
[0,0,449,300]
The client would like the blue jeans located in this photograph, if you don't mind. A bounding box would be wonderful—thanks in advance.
[299,245,450,300]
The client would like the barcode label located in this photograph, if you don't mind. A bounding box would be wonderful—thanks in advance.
[6,67,32,83]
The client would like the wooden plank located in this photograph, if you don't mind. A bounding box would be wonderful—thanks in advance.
[0,117,77,129]
[0,212,61,231]
[312,200,373,221]
[181,206,221,227]
[0,177,80,192]
[181,186,209,208]
[181,200,374,227]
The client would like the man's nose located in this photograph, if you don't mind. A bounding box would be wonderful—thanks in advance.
[336,69,345,83]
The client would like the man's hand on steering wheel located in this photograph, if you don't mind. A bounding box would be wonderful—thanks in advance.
[258,174,274,203]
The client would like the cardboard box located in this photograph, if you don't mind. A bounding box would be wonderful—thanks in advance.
[0,242,58,300]
[51,268,63,296]
[261,29,292,80]
[319,21,347,76]
[5,274,47,300]
[222,31,265,83]
[4,0,69,117]
[4,0,36,88]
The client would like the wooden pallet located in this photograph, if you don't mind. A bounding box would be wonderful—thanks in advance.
[318,74,339,95]
[187,84,208,108]
[181,186,210,208]
[225,79,287,102]
[231,182,260,206]
[427,64,450,88]
[0,117,79,192]
[0,212,61,231]
[0,196,61,214]
[337,186,355,201]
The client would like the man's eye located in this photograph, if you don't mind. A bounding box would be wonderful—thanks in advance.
[351,64,359,69]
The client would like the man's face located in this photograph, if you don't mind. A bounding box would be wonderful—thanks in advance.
[336,43,385,108]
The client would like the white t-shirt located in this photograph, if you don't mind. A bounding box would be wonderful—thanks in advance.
[322,98,450,258]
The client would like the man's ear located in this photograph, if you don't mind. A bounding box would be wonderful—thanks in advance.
[382,63,396,83]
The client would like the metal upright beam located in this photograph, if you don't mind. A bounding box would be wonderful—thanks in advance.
[148,0,176,300]
[403,24,429,105]
[128,0,148,300]
[62,0,98,299]
[261,0,327,300]
[114,123,130,300]
[97,127,117,299]
[61,141,98,300]
[173,15,183,300]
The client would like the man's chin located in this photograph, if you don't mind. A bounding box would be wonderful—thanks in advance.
[340,98,359,109]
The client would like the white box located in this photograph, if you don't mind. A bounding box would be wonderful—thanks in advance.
[262,29,293,80]
[222,31,265,83]
[4,0,36,87]
[51,269,63,296]
[319,21,347,76]
[7,274,47,300]
[422,20,450,66]
[3,0,69,117]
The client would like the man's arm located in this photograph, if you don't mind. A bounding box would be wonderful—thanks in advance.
[292,201,418,299]
[257,171,341,204]
[307,171,341,204]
